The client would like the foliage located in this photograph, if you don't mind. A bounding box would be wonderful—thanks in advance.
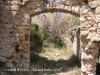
[30,23,42,41]
[41,13,79,48]
[42,13,68,48]
[30,23,43,53]
[70,15,80,26]
[43,33,66,48]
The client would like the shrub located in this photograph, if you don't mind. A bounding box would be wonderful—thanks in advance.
[30,23,43,53]
[43,33,66,48]
[30,23,42,41]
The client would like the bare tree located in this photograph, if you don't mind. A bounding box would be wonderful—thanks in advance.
[40,12,72,47]
[41,13,71,37]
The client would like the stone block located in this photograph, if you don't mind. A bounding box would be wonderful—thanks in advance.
[98,23,100,28]
[0,57,6,62]
[25,59,29,63]
[6,23,12,29]
[96,14,100,23]
[95,6,100,14]
[68,6,72,11]
[6,63,14,68]
[11,1,21,5]
[72,5,75,12]
[64,6,68,9]
[16,64,23,67]
[0,48,12,57]
[10,5,19,11]
[60,4,64,8]
[11,11,17,17]
[89,1,100,8]
[23,53,30,59]
[23,63,29,68]
[82,5,88,9]
[81,31,88,36]
[74,5,80,13]
[87,17,91,20]
[80,17,85,22]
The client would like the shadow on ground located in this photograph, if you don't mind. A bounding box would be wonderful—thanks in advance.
[30,52,81,75]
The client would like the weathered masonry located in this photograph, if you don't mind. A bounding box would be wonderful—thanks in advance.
[0,0,100,75]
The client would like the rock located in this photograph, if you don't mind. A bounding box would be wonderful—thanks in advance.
[10,5,19,11]
[23,53,30,59]
[6,63,14,68]
[11,1,21,5]
[6,23,12,29]
[55,53,59,56]
[98,23,100,28]
[0,49,12,57]
[23,63,29,68]
[80,17,85,22]
[96,14,100,23]
[96,6,100,14]
[25,59,29,63]
[89,1,100,8]
[0,57,6,62]
[11,11,17,17]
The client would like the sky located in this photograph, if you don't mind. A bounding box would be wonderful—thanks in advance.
[57,12,62,16]
[38,13,43,17]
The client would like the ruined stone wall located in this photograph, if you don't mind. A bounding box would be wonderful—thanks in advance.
[0,0,100,75]
[80,0,100,75]
[0,0,81,69]
[0,0,30,69]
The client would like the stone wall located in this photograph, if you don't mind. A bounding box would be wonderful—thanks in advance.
[0,0,30,69]
[80,0,100,75]
[0,0,100,75]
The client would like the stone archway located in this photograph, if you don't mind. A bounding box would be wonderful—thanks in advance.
[11,0,81,69]
[0,0,100,75]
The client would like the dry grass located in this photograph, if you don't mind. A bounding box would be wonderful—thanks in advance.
[30,44,81,75]
[40,44,73,60]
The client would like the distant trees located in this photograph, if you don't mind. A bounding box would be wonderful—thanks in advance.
[40,13,79,47]
[41,13,69,47]
[30,13,79,48]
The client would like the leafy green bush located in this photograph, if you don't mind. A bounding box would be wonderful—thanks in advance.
[43,33,66,48]
[30,23,43,53]
[30,22,66,53]
[30,23,43,41]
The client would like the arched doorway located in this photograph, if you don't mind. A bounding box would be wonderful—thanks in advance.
[0,0,100,75]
